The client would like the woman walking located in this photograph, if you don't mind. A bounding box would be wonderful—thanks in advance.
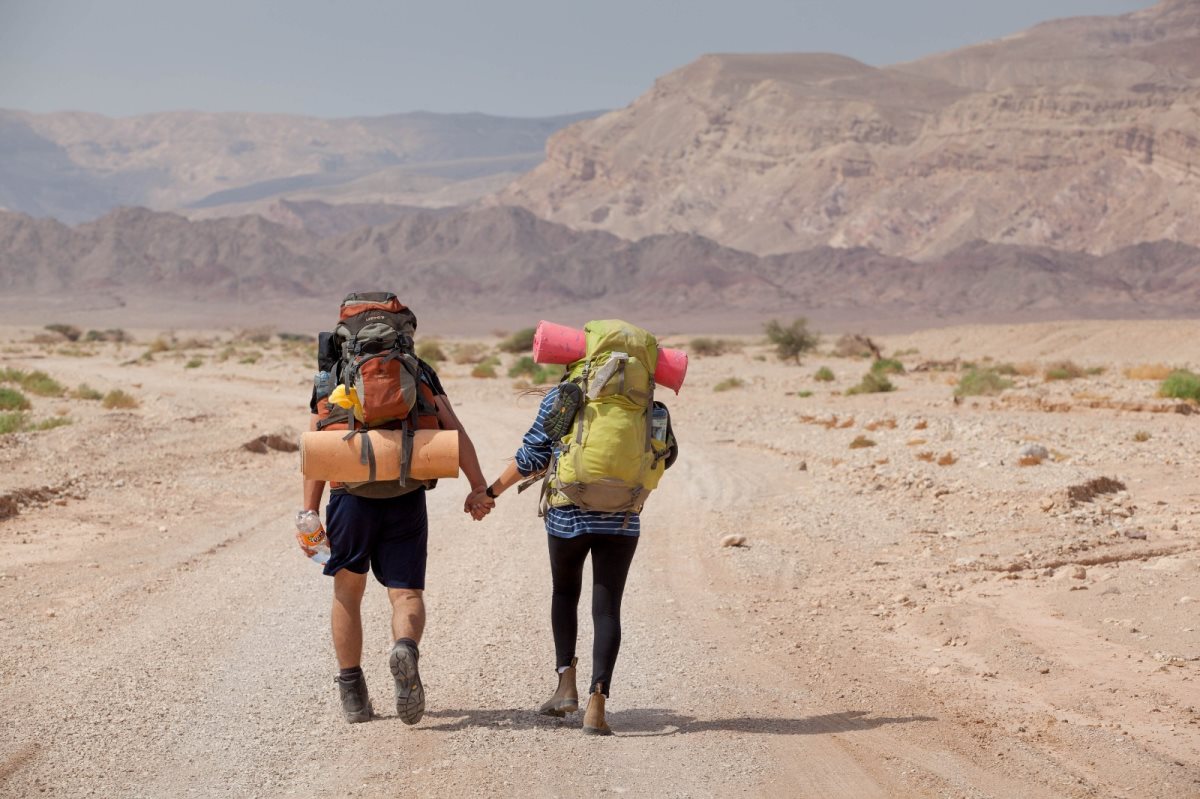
[470,321,677,735]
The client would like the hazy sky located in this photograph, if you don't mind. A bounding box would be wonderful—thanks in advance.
[0,0,1149,119]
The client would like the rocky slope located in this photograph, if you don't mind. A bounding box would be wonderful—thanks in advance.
[0,109,597,223]
[2,205,1198,324]
[498,0,1200,259]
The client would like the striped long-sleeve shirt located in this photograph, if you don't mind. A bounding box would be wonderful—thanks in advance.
[514,387,640,538]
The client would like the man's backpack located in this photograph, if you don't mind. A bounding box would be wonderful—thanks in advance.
[539,320,676,518]
[315,291,442,499]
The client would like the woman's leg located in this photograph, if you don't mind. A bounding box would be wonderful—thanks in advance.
[547,534,591,669]
[588,534,639,695]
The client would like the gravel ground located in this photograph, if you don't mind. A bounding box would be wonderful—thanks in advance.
[0,321,1197,798]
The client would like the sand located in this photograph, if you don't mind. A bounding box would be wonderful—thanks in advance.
[0,320,1197,797]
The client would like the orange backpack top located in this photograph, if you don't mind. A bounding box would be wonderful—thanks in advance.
[316,292,443,498]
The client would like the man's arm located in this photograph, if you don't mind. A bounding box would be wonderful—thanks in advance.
[303,413,326,512]
[433,394,487,493]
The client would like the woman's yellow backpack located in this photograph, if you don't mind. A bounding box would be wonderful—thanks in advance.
[539,320,675,518]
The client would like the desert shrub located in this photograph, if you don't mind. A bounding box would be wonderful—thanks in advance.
[1085,366,1105,376]
[846,372,895,395]
[498,327,537,354]
[416,339,447,364]
[85,328,130,343]
[452,342,489,364]
[892,347,919,357]
[0,387,30,411]
[1044,361,1084,381]
[1125,364,1173,381]
[234,327,273,345]
[764,318,819,364]
[71,384,103,401]
[277,332,310,343]
[102,389,139,410]
[18,370,64,397]
[714,377,745,392]
[508,356,538,378]
[937,452,958,466]
[0,412,28,434]
[690,337,730,357]
[1159,369,1200,401]
[45,323,82,342]
[795,390,813,398]
[870,358,905,376]
[849,435,876,449]
[813,366,835,382]
[239,353,261,365]
[33,417,72,431]
[471,362,498,379]
[992,363,1019,376]
[1133,430,1151,443]
[833,334,880,359]
[955,368,1012,397]
[185,358,203,369]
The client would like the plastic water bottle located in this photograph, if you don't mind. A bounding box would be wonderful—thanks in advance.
[295,510,330,565]
[651,406,669,443]
[313,370,333,400]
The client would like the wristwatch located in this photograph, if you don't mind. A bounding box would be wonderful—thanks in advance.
[485,484,498,499]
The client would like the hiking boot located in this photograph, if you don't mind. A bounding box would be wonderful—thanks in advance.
[335,672,372,724]
[582,684,613,736]
[389,640,425,725]
[538,657,579,717]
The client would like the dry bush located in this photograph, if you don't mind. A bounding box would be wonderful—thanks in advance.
[864,418,897,432]
[833,334,880,359]
[1067,476,1125,505]
[1124,364,1172,381]
[1018,455,1043,467]
[713,377,745,392]
[837,417,855,429]
[498,327,536,354]
[1044,361,1085,381]
[452,342,490,365]
[956,368,1012,397]
[102,389,139,410]
[234,327,274,345]
[849,435,876,449]
[690,337,731,357]
[915,451,935,462]
[45,324,82,342]
[1133,430,1151,443]
[813,366,835,382]
[907,438,927,447]
[416,339,447,364]
[914,419,928,430]
[846,373,895,395]
[937,452,957,466]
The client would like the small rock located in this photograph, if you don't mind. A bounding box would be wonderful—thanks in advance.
[1039,497,1056,512]
[719,535,747,548]
[1122,528,1148,540]
[1039,667,1050,674]
[797,461,807,471]
[45,609,56,618]
[891,594,910,605]
[1071,566,1087,580]
[1022,445,1050,461]
[925,667,941,676]
[158,525,168,533]
[1179,596,1195,605]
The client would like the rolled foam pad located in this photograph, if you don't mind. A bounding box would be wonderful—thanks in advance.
[531,319,689,393]
[300,429,459,482]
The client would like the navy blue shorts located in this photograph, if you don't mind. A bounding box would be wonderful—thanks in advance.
[323,490,428,589]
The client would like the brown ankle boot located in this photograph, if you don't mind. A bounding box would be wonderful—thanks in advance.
[538,657,578,717]
[582,684,613,736]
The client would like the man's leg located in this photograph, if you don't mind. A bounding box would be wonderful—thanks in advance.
[331,569,368,668]
[388,588,425,644]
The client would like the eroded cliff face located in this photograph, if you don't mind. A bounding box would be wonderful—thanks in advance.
[498,1,1200,259]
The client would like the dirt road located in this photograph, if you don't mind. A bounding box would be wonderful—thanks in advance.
[1,323,1197,797]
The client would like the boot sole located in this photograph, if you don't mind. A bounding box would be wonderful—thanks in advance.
[389,645,425,725]
[538,700,579,717]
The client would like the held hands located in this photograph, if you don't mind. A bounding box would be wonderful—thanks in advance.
[464,486,495,521]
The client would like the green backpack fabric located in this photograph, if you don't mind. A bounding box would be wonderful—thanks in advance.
[542,320,671,516]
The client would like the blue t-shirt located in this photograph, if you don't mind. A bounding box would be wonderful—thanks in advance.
[514,387,640,538]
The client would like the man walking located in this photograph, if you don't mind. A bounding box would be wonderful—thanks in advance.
[300,293,492,724]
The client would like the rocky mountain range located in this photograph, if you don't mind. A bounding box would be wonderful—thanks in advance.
[499,0,1200,259]
[3,205,1197,328]
[0,109,598,223]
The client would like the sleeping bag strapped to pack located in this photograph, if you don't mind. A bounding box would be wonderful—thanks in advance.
[542,319,675,517]
[315,291,442,499]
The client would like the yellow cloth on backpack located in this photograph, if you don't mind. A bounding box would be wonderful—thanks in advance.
[328,384,364,422]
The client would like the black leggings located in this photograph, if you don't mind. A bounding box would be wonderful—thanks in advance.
[547,533,639,697]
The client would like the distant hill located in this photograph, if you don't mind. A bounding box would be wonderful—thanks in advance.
[0,109,600,223]
[2,205,1198,327]
[498,0,1200,259]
